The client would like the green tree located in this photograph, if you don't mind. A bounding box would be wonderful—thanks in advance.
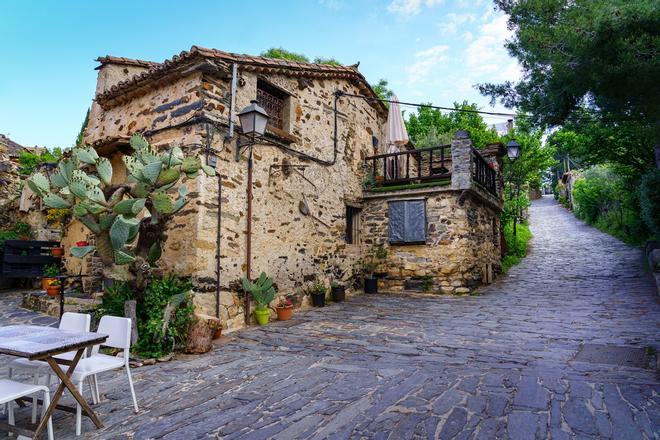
[75,108,90,148]
[406,101,500,149]
[371,79,394,105]
[313,56,342,65]
[479,0,660,130]
[260,47,310,62]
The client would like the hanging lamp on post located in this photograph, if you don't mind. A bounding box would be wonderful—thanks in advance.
[236,99,269,326]
[237,100,270,139]
[506,138,522,242]
[506,138,521,162]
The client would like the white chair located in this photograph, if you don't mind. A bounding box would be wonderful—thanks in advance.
[71,316,138,436]
[0,379,54,440]
[8,312,92,423]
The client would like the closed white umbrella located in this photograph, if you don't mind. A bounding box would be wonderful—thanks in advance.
[385,96,409,179]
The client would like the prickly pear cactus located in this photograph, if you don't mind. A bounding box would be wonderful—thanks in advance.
[27,134,215,267]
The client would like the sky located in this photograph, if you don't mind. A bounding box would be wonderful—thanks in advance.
[0,0,520,149]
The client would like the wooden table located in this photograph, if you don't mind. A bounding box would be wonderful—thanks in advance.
[0,325,107,439]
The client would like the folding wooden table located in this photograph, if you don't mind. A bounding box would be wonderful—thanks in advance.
[0,325,107,439]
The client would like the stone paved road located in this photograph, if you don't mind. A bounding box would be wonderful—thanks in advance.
[1,195,659,439]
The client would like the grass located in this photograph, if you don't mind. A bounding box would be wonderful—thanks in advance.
[501,220,532,273]
[369,180,451,193]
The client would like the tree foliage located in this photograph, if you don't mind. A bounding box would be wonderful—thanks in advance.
[75,108,90,148]
[371,79,395,103]
[260,47,310,63]
[313,56,342,65]
[479,0,660,129]
[406,101,500,149]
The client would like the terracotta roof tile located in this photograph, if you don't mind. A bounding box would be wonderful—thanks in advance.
[95,46,387,115]
[95,55,159,70]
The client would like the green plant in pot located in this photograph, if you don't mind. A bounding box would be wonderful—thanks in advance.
[308,281,327,307]
[42,264,60,291]
[361,259,378,294]
[241,272,275,326]
[373,244,388,278]
[330,281,346,302]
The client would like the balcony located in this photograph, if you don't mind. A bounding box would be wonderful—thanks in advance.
[364,142,498,197]
[365,145,452,188]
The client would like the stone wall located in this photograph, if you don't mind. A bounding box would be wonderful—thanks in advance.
[362,189,501,294]
[361,133,503,294]
[82,60,386,331]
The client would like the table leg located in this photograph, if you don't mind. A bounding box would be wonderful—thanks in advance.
[32,349,104,438]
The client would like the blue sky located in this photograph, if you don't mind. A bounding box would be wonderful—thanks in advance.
[0,0,519,149]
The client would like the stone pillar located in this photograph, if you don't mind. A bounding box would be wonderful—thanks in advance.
[451,130,474,190]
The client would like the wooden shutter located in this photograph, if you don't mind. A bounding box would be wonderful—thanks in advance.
[388,200,426,244]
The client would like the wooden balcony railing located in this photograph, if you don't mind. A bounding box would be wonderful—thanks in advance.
[366,145,451,186]
[472,148,497,196]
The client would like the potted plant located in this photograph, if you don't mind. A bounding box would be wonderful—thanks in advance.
[330,281,346,302]
[41,264,60,290]
[276,296,294,321]
[46,280,61,297]
[309,281,326,307]
[373,244,389,278]
[361,259,378,294]
[241,272,275,326]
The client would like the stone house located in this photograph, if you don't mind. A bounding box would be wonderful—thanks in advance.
[68,46,504,331]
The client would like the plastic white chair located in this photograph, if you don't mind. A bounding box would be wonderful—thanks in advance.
[71,316,138,436]
[0,379,54,440]
[7,312,91,423]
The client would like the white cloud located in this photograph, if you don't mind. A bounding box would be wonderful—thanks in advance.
[406,45,449,84]
[438,13,476,35]
[462,31,473,42]
[387,0,445,17]
[465,14,511,73]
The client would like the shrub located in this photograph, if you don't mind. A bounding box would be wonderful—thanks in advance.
[640,169,660,240]
[134,276,194,358]
[501,220,532,273]
[572,165,650,245]
[98,281,135,318]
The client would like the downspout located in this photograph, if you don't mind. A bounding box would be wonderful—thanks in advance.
[245,145,253,324]
[215,161,222,319]
[215,63,238,320]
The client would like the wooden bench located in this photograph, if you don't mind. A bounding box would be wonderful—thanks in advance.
[1,240,60,278]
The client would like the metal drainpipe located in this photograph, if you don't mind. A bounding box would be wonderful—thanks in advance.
[215,165,222,319]
[245,144,253,324]
[216,63,237,321]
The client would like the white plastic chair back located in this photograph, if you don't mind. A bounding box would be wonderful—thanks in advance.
[96,316,132,351]
[59,312,91,333]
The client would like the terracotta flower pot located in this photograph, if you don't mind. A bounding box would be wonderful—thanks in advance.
[75,240,89,247]
[212,327,223,340]
[276,306,293,321]
[41,277,57,291]
[46,285,60,297]
[375,176,384,187]
[51,247,64,257]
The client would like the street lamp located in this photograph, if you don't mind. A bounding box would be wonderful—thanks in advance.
[238,100,270,138]
[236,99,269,326]
[506,139,521,162]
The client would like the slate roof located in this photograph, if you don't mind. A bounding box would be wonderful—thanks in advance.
[0,134,26,157]
[94,46,387,114]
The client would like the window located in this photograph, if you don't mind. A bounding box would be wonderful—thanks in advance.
[388,200,426,244]
[256,79,287,130]
[346,206,361,244]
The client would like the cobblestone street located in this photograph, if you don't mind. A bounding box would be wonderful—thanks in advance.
[1,195,658,439]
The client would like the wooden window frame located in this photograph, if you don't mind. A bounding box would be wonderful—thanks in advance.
[346,206,362,245]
